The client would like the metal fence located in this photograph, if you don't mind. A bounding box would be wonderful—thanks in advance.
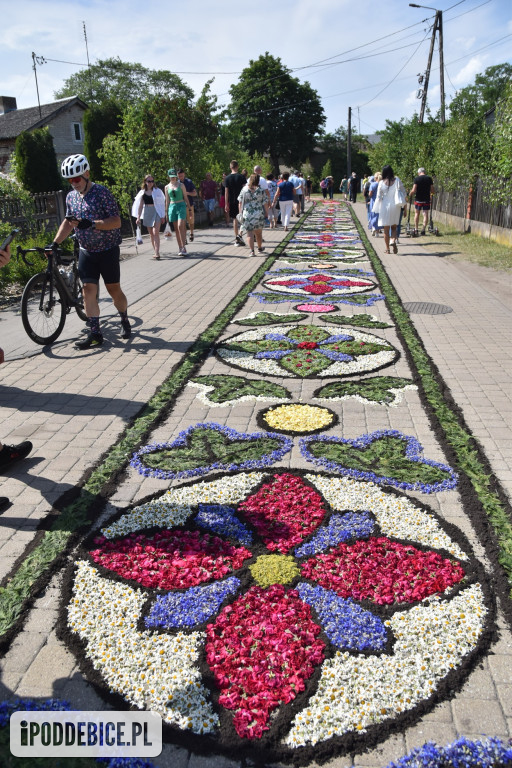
[0,190,66,234]
[432,178,512,230]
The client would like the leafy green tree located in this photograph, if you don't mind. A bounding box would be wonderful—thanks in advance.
[481,81,512,206]
[317,126,370,183]
[368,116,440,187]
[83,101,123,181]
[228,53,325,175]
[55,57,193,108]
[14,128,62,192]
[100,91,220,218]
[320,159,332,180]
[448,63,512,121]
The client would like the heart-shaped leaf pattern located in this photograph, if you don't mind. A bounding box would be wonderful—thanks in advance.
[314,376,416,405]
[300,430,458,493]
[189,375,291,405]
[131,423,292,480]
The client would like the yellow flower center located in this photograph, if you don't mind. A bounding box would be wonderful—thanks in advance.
[249,554,300,587]
[263,404,334,433]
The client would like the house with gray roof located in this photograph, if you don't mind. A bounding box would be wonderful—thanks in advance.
[0,95,88,174]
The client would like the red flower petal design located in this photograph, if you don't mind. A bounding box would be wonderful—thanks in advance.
[301,284,333,295]
[307,274,336,283]
[301,537,465,605]
[238,473,326,553]
[205,584,325,738]
[89,531,252,590]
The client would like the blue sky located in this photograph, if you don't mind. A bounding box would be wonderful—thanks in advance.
[1,0,511,134]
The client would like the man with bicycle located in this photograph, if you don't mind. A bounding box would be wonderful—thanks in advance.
[49,154,131,350]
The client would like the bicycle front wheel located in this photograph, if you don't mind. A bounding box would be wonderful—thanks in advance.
[21,272,67,345]
[71,263,88,322]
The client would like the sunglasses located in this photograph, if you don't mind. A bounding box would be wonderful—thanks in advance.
[69,176,83,184]
[146,179,154,182]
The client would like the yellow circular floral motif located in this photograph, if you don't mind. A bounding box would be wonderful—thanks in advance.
[249,554,300,587]
[263,404,334,433]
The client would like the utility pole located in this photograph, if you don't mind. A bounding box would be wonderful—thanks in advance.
[347,107,352,178]
[31,52,46,120]
[410,5,445,124]
[83,21,93,103]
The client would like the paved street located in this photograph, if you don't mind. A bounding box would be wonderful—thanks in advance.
[0,204,511,768]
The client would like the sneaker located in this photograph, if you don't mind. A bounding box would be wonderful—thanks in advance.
[235,234,245,246]
[0,441,33,470]
[121,318,131,339]
[75,332,103,350]
[420,229,426,236]
[181,246,187,255]
[258,247,265,253]
[233,240,241,247]
[189,233,194,241]
[250,250,256,256]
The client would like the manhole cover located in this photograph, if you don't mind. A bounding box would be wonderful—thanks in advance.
[403,302,453,315]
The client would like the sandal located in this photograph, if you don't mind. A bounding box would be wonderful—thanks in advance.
[392,242,398,254]
[384,249,390,254]
[190,233,194,241]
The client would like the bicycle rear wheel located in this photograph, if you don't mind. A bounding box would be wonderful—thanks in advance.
[21,272,67,345]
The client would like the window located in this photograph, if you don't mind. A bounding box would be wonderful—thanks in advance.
[72,122,83,142]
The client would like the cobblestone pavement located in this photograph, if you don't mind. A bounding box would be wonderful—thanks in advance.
[0,205,511,768]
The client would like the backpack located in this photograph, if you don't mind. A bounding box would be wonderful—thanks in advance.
[320,179,327,189]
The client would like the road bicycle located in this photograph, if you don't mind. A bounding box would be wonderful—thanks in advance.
[17,235,88,345]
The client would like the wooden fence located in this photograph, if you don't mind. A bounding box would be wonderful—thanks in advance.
[0,190,66,234]
[433,178,512,230]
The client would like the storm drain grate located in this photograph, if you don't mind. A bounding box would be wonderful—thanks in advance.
[403,302,453,315]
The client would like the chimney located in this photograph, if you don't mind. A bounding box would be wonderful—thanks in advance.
[0,97,18,115]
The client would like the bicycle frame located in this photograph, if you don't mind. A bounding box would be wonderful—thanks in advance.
[17,241,81,312]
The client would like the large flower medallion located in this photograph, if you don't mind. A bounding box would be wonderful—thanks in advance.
[216,324,398,378]
[262,271,376,298]
[66,471,492,762]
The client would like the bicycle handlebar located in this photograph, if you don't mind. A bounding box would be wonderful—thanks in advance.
[16,244,73,267]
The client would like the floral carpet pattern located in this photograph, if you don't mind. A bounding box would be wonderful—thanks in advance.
[62,201,496,765]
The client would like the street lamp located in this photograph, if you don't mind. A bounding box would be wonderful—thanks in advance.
[409,4,445,124]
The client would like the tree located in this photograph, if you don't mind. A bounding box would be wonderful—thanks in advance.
[14,128,62,192]
[83,101,123,182]
[228,53,325,175]
[54,57,193,108]
[368,116,441,187]
[100,91,220,219]
[448,63,512,121]
[317,126,370,182]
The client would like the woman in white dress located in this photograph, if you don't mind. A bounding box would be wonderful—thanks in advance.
[132,175,166,260]
[374,165,406,254]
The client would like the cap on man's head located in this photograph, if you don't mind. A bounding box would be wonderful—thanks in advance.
[168,168,177,177]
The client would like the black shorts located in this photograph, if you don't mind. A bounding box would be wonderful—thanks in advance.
[79,245,121,285]
[228,202,239,219]
[415,201,431,211]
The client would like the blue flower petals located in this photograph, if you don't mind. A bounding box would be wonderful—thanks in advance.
[145,577,241,629]
[296,583,388,651]
[295,512,375,557]
[195,504,253,545]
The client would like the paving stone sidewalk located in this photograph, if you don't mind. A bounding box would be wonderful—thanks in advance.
[1,204,511,768]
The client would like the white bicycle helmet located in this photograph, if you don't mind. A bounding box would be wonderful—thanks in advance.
[61,154,89,178]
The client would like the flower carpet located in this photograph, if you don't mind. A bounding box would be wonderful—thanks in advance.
[58,201,506,765]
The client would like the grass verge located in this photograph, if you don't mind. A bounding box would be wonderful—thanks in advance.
[411,223,512,271]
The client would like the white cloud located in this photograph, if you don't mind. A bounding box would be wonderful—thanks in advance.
[452,56,488,88]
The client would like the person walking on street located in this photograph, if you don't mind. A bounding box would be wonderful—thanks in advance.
[305,175,312,201]
[238,173,269,256]
[50,154,130,350]
[200,172,218,227]
[374,165,406,254]
[177,169,197,242]
[368,173,382,237]
[410,168,435,235]
[132,174,165,260]
[273,172,295,230]
[327,176,334,200]
[320,178,328,199]
[165,168,191,256]
[219,173,230,227]
[339,177,348,201]
[298,173,306,212]
[348,171,359,203]
[224,161,247,247]
[266,174,279,228]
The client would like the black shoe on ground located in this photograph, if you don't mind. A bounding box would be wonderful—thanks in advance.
[0,497,11,513]
[121,318,131,339]
[235,234,245,246]
[420,229,426,235]
[0,441,33,470]
[75,332,103,350]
